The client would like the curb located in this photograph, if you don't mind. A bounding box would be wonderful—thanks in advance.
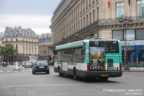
[123,70,144,72]
[122,67,144,72]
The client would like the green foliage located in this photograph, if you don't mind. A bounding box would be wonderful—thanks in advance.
[0,45,2,56]
[3,43,16,57]
[0,43,16,58]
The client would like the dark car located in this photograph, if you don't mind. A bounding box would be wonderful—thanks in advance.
[32,61,49,74]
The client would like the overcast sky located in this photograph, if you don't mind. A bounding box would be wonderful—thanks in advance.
[0,0,61,34]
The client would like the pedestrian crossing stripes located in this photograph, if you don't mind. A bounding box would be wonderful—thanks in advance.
[0,65,32,73]
[0,69,31,73]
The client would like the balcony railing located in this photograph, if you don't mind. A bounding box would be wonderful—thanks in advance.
[98,16,144,25]
[54,16,144,46]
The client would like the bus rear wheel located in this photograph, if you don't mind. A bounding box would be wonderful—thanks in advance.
[58,70,63,76]
[73,68,78,80]
[59,72,63,76]
[73,73,77,80]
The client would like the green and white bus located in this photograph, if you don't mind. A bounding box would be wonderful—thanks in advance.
[54,39,122,80]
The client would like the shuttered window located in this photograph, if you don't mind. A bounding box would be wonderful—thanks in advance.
[136,29,144,40]
[112,30,124,41]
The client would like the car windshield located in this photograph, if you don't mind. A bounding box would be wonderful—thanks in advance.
[36,61,48,66]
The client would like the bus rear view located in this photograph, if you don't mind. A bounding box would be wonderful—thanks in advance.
[54,39,122,81]
[85,40,122,80]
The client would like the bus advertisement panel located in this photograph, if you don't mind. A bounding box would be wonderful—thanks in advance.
[90,47,105,71]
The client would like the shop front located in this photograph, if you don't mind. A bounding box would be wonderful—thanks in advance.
[113,29,144,67]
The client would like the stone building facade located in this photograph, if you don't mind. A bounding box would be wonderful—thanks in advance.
[38,33,53,60]
[0,32,4,40]
[3,27,38,61]
[51,0,144,67]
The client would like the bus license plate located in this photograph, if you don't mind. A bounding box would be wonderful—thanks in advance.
[101,74,109,77]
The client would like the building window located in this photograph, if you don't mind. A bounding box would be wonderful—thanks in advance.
[93,10,95,22]
[86,15,88,25]
[136,29,144,40]
[126,30,135,41]
[137,0,144,19]
[97,7,99,20]
[83,17,85,27]
[89,0,91,8]
[74,24,76,32]
[81,19,83,28]
[72,25,73,33]
[89,12,92,24]
[116,2,124,18]
[86,0,88,10]
[92,0,94,4]
[113,30,124,41]
[113,30,135,41]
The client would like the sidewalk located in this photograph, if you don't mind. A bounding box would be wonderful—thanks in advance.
[123,67,144,72]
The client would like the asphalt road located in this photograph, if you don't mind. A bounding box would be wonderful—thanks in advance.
[0,66,144,96]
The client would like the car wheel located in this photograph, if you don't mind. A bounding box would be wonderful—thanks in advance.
[32,71,36,75]
[99,77,109,81]
[46,71,49,74]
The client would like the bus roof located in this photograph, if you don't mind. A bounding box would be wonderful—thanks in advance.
[55,40,86,50]
[55,39,119,50]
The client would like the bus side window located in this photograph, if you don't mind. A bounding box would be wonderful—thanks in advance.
[62,49,73,62]
[57,51,62,62]
[73,48,83,63]
[82,46,85,62]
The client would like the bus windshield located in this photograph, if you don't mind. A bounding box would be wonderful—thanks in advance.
[90,41,119,53]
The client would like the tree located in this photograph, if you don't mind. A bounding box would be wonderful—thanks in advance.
[0,43,16,62]
[0,46,1,62]
[0,45,2,56]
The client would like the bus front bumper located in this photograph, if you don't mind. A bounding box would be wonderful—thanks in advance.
[77,70,122,78]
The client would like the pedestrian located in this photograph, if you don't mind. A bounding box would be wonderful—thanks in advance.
[15,61,19,70]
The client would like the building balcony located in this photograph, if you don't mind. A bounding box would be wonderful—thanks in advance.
[2,40,38,43]
[54,16,144,46]
[98,16,144,26]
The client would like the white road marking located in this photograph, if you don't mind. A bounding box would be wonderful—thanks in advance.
[0,67,32,73]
